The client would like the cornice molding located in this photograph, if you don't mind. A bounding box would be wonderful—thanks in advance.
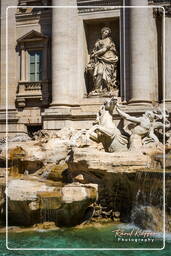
[77,0,122,13]
[18,0,50,6]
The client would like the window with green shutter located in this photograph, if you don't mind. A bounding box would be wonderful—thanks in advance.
[29,50,42,82]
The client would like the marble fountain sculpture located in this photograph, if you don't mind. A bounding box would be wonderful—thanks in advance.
[0,25,171,230]
[0,97,171,232]
[87,97,170,153]
[85,26,119,96]
[87,97,128,152]
[67,98,171,232]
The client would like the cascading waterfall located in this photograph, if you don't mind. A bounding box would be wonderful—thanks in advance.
[40,197,51,222]
[130,171,167,231]
[134,172,163,207]
[38,192,61,223]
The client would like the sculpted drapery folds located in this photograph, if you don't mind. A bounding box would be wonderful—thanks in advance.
[86,27,119,95]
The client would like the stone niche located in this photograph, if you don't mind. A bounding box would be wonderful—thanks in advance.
[84,17,120,96]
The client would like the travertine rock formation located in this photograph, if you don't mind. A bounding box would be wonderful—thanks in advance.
[7,179,98,226]
[67,148,154,173]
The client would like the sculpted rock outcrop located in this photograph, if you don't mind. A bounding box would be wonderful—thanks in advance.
[67,147,153,174]
[7,179,98,226]
[0,136,69,175]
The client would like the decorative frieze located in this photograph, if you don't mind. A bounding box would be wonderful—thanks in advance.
[77,0,122,6]
[153,7,164,17]
[149,0,171,4]
[16,0,51,19]
[153,5,171,17]
[18,0,50,6]
[24,82,42,91]
[165,5,171,16]
[77,0,122,13]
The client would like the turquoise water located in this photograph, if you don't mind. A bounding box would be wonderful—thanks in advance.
[0,224,171,256]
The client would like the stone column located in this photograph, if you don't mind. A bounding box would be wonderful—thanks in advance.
[51,0,79,106]
[165,14,171,102]
[120,0,130,102]
[21,45,25,81]
[42,40,48,81]
[0,1,1,108]
[0,2,17,110]
[0,1,19,138]
[127,0,157,104]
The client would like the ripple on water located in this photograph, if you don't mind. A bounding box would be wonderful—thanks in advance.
[0,224,170,256]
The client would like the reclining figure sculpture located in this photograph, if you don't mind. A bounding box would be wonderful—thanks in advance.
[116,104,170,151]
[88,97,170,152]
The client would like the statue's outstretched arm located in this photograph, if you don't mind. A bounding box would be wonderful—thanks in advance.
[116,105,140,124]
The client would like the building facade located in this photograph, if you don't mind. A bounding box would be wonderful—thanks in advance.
[0,0,171,138]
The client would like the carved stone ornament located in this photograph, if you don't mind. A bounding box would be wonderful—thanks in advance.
[153,5,171,18]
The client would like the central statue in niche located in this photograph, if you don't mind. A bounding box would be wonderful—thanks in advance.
[86,26,119,96]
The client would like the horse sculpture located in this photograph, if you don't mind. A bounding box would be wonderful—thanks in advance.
[88,97,128,152]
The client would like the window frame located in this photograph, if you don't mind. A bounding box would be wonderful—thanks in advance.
[17,30,49,83]
[28,49,43,82]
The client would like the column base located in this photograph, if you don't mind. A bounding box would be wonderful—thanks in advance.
[50,102,80,107]
[50,98,80,107]
[0,109,22,139]
[128,99,153,106]
[42,106,95,130]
